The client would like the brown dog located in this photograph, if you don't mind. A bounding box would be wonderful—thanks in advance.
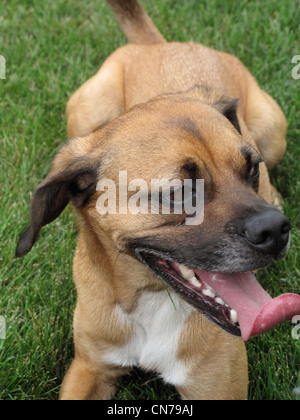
[16,0,300,400]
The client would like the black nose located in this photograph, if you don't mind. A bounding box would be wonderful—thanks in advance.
[243,210,291,256]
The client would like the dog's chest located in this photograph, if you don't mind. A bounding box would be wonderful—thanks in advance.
[103,290,194,386]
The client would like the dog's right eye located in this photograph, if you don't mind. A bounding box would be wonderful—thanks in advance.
[164,186,185,209]
[160,184,196,212]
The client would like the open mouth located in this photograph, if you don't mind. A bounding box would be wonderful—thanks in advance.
[139,253,300,341]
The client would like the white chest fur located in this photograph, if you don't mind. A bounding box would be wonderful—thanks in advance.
[103,289,194,386]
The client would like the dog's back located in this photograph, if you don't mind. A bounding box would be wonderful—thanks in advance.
[67,0,286,170]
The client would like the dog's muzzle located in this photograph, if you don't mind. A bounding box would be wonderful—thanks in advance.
[137,254,300,341]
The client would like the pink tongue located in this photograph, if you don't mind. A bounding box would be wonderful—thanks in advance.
[194,270,300,341]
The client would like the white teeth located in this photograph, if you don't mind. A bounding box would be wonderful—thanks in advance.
[177,264,201,288]
[203,288,216,299]
[188,276,202,288]
[215,297,225,305]
[178,264,195,280]
[230,310,239,324]
[176,264,235,318]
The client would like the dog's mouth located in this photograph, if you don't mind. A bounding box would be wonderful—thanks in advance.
[139,253,300,341]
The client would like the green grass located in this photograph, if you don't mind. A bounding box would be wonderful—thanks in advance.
[0,0,299,400]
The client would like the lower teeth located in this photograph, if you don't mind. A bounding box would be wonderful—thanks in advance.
[203,288,216,298]
[188,276,202,288]
[176,262,239,325]
[215,297,225,305]
[230,309,239,324]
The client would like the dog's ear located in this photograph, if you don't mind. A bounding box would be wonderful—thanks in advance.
[16,156,99,258]
[214,98,241,134]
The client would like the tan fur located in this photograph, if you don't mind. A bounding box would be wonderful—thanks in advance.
[61,95,272,400]
[177,313,248,400]
[67,43,287,172]
[106,0,166,44]
[18,1,289,400]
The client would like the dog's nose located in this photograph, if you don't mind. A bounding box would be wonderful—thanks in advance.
[243,210,291,256]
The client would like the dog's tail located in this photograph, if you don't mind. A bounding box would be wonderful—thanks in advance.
[106,0,166,44]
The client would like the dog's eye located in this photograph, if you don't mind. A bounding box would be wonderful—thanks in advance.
[168,186,185,206]
[161,184,197,209]
[248,159,263,191]
[169,184,198,204]
[249,163,260,179]
[169,190,176,203]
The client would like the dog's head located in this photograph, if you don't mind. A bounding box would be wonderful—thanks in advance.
[16,88,300,340]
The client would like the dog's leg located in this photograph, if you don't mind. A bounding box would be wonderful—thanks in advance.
[176,314,248,400]
[66,55,125,138]
[58,235,134,401]
[59,356,128,400]
[244,77,287,169]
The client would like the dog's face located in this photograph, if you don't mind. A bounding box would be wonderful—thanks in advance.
[17,91,296,341]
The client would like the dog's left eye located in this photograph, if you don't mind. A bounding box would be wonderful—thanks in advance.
[249,163,260,179]
[248,159,263,191]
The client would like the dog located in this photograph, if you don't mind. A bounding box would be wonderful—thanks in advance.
[16,0,300,400]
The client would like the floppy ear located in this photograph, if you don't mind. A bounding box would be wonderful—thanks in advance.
[214,98,241,134]
[16,156,99,258]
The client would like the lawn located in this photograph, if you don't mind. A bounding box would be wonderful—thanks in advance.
[0,0,299,400]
